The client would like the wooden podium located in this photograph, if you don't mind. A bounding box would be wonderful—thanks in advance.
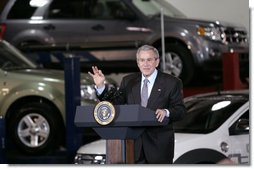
[74,104,168,164]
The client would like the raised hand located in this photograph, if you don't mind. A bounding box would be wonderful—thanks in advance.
[88,66,106,88]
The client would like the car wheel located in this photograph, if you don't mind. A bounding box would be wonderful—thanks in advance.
[8,102,63,155]
[160,43,194,85]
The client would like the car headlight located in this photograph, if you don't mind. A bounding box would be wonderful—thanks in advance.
[80,82,117,102]
[197,25,226,43]
[80,85,98,101]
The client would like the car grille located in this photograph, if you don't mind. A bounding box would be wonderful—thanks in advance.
[74,154,106,164]
[224,27,248,44]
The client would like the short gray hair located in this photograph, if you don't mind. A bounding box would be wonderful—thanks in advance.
[136,45,160,59]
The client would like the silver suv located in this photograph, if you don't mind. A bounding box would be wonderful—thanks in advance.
[0,0,249,85]
[0,40,115,155]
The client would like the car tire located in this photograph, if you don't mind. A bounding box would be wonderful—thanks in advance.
[7,102,63,155]
[173,148,227,164]
[160,43,194,85]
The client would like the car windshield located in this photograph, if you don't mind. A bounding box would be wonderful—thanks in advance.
[132,0,186,18]
[174,94,248,134]
[0,41,37,70]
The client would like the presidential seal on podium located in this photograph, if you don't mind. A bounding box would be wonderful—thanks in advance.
[93,101,116,125]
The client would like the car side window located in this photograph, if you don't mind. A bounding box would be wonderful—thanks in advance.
[7,0,38,19]
[104,0,135,19]
[46,0,79,19]
[46,0,134,20]
[229,110,249,135]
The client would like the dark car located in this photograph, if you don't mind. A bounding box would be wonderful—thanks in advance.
[0,0,249,85]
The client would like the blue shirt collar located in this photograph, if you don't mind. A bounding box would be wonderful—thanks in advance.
[141,69,158,83]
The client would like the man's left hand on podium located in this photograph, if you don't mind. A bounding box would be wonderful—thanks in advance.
[155,109,167,122]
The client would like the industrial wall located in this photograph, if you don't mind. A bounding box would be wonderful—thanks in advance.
[166,0,250,34]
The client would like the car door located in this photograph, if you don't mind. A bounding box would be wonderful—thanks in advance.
[42,0,90,45]
[84,0,152,62]
[42,0,151,63]
[227,105,250,164]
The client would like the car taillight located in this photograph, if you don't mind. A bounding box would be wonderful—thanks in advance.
[0,24,6,39]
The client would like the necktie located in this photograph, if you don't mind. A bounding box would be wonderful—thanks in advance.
[141,78,149,107]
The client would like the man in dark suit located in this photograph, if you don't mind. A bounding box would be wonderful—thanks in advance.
[88,45,186,164]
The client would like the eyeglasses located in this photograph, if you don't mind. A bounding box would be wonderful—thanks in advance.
[137,57,158,63]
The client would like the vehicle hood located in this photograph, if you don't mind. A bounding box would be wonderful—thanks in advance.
[9,68,65,80]
[162,17,244,28]
[77,139,106,155]
[7,68,95,84]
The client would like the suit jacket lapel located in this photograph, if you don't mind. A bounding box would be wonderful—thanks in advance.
[131,75,142,104]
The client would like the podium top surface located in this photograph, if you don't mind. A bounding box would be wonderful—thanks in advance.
[75,104,169,127]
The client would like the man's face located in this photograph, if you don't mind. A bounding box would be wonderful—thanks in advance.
[137,50,160,77]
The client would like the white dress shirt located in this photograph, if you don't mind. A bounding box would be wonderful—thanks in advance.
[141,69,170,117]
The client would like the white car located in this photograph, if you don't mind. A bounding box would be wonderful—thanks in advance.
[75,90,250,164]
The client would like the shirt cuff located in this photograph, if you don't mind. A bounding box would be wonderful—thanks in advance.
[95,85,105,95]
[164,109,170,117]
